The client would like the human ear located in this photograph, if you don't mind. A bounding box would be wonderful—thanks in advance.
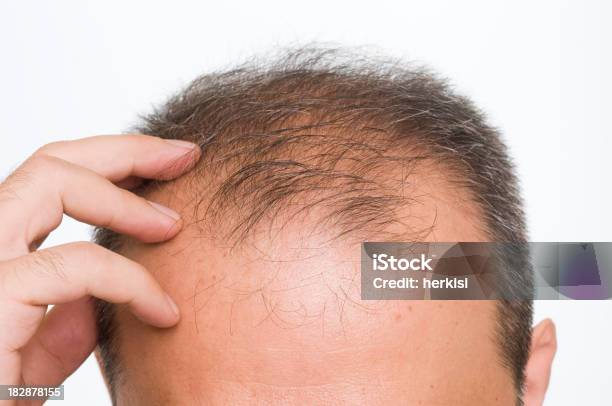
[523,319,557,406]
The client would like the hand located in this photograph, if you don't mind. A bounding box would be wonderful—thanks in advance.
[0,135,201,405]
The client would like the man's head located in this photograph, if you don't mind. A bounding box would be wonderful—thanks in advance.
[94,47,555,405]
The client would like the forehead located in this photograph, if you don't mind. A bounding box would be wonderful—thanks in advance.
[120,156,491,344]
[107,173,514,404]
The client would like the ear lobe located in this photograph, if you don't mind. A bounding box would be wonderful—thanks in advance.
[523,319,557,406]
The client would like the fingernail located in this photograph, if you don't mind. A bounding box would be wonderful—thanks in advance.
[148,201,181,221]
[165,139,198,150]
[165,293,180,318]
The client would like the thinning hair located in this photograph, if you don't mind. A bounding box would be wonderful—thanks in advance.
[94,46,532,404]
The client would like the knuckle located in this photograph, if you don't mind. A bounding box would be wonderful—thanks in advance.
[0,156,62,204]
[70,241,102,261]
[70,240,96,252]
[70,242,110,278]
[25,153,61,171]
[33,141,67,158]
[1,156,42,192]
[0,166,34,203]
[29,249,68,281]
[22,155,66,185]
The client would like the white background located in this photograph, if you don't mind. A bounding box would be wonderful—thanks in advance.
[0,1,610,405]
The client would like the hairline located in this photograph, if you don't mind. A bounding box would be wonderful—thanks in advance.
[93,46,532,405]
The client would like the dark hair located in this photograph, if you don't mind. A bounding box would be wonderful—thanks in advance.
[94,46,532,404]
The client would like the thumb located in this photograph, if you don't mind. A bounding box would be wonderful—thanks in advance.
[20,297,97,391]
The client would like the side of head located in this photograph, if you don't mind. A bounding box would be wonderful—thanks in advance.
[94,48,554,405]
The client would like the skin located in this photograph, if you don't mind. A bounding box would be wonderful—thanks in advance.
[111,160,522,405]
[0,135,555,406]
[0,135,197,405]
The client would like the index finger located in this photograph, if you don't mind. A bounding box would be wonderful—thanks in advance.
[32,134,201,182]
[0,135,201,257]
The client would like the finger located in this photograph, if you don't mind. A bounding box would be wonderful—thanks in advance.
[32,134,201,182]
[0,134,200,257]
[0,242,179,356]
[0,156,183,257]
[20,298,97,387]
[115,176,144,190]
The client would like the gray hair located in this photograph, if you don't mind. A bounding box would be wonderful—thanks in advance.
[94,46,532,405]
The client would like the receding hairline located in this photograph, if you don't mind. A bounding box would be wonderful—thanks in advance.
[134,126,491,248]
[93,46,532,405]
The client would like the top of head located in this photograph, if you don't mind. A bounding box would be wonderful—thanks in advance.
[93,47,532,406]
[96,47,525,252]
